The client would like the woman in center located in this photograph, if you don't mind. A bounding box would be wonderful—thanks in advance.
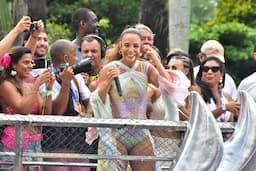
[90,28,188,171]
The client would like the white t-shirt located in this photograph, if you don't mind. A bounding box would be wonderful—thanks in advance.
[40,74,91,113]
[194,65,237,100]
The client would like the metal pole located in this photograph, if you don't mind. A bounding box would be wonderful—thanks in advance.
[14,123,24,171]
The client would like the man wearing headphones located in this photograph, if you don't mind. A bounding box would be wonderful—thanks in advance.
[79,34,106,171]
[80,34,106,90]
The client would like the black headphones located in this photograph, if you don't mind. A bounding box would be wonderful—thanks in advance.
[80,34,107,58]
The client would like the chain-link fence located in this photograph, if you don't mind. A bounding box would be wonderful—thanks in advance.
[0,114,235,171]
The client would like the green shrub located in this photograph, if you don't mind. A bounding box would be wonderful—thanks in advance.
[46,21,72,45]
[45,21,72,59]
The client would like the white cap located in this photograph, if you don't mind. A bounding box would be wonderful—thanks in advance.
[200,40,225,63]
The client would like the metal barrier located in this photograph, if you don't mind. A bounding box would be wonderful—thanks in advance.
[0,113,235,171]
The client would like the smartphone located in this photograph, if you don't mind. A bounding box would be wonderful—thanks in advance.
[33,58,51,69]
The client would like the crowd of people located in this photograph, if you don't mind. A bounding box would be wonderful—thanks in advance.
[0,6,255,171]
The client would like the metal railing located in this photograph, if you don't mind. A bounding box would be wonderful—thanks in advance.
[0,113,235,171]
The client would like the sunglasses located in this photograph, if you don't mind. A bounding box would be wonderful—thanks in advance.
[202,66,221,73]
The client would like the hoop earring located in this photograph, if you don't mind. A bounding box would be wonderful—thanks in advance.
[119,50,122,56]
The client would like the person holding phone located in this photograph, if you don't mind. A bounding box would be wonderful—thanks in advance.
[0,46,55,171]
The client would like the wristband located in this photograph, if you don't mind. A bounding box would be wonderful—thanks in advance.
[46,87,52,91]
[222,103,226,113]
[42,88,56,97]
[47,90,56,97]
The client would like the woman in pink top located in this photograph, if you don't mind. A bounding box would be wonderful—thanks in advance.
[0,46,55,171]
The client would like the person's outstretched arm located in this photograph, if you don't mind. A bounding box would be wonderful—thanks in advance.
[0,16,31,59]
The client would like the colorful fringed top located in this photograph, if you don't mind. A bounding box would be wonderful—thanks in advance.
[109,60,149,119]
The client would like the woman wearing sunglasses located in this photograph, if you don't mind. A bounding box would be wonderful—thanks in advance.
[196,56,240,123]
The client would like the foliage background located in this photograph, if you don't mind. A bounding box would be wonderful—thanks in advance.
[46,0,140,45]
[189,0,256,83]
[1,0,256,83]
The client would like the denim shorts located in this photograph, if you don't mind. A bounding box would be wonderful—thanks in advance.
[0,140,42,170]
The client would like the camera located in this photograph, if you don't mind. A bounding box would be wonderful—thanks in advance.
[30,22,38,32]
[33,58,51,69]
[141,54,150,61]
[60,58,93,75]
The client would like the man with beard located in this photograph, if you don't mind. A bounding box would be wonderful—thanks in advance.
[72,7,99,62]
[33,30,48,59]
[24,30,50,77]
[24,30,48,60]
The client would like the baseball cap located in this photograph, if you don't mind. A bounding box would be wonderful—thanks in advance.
[200,40,225,63]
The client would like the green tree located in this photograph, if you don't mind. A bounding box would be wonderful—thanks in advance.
[0,0,12,39]
[13,0,28,45]
[140,0,169,56]
[214,0,256,26]
[89,0,140,42]
[47,0,83,25]
[191,0,215,25]
[46,0,140,44]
